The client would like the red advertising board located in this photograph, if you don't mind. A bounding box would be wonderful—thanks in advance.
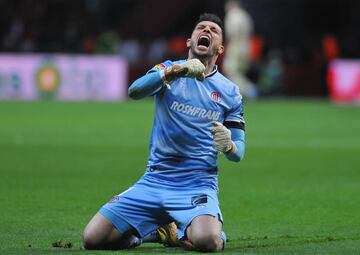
[328,60,360,103]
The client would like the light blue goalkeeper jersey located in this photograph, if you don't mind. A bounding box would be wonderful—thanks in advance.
[141,60,245,190]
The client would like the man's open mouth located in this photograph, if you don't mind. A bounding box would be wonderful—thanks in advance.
[197,35,211,49]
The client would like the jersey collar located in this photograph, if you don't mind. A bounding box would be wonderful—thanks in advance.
[205,65,218,78]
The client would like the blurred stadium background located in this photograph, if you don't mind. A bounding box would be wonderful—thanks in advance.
[0,0,359,99]
[0,0,360,254]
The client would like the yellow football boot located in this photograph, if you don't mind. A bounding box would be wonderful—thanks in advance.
[157,222,181,247]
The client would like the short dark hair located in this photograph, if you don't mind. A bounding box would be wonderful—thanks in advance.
[194,13,224,40]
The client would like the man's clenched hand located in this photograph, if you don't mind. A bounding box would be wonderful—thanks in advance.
[161,59,205,83]
[211,122,236,154]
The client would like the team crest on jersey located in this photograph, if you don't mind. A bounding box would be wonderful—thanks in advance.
[210,91,221,102]
[154,63,166,70]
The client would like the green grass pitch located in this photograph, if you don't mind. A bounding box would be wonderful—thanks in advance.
[0,99,359,254]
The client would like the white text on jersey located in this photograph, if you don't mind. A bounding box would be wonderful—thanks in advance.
[170,101,220,121]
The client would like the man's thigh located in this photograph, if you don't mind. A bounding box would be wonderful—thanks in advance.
[100,183,171,237]
[165,189,223,240]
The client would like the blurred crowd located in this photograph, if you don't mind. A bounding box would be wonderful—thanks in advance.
[0,0,359,98]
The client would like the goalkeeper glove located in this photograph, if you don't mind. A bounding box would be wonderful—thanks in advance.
[160,59,205,84]
[211,122,236,154]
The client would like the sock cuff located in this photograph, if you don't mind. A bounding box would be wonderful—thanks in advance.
[220,231,227,249]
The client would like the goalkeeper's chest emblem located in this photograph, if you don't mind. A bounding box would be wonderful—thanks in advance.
[211,92,221,102]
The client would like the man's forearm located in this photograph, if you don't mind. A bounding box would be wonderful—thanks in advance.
[128,72,164,99]
[128,59,206,100]
[225,129,245,162]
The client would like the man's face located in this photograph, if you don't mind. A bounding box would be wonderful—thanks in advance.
[187,21,224,59]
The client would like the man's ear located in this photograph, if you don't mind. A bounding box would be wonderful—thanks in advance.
[218,45,224,55]
[186,39,191,48]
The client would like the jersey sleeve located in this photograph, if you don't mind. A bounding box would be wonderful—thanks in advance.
[224,86,245,131]
[144,60,174,95]
[147,60,174,73]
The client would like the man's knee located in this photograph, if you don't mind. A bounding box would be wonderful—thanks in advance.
[186,215,224,252]
[82,212,122,250]
[191,233,223,252]
[83,222,140,250]
[83,228,102,250]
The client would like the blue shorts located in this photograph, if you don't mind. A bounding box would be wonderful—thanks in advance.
[99,175,223,239]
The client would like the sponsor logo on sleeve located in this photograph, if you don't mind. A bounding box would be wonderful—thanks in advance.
[154,63,166,71]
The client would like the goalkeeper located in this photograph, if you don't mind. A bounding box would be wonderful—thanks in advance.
[83,13,245,252]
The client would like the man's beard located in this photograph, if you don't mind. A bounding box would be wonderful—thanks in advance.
[190,43,215,61]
